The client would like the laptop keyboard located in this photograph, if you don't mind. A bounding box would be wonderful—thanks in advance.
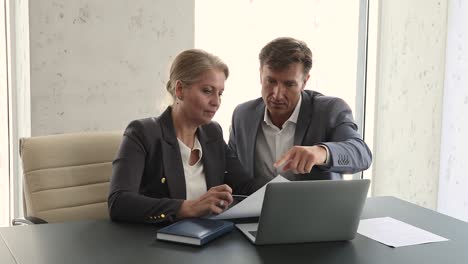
[249,231,257,237]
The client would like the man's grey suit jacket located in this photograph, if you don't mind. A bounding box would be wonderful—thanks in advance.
[228,90,372,181]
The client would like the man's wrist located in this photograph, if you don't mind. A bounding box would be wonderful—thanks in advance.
[317,144,330,165]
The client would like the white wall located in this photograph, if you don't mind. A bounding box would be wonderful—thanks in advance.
[28,0,194,136]
[438,0,468,221]
[373,0,448,209]
[0,0,9,226]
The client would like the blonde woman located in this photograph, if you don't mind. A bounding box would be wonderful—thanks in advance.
[108,49,265,224]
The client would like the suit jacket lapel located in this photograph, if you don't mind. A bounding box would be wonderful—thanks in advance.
[160,107,186,199]
[198,126,223,189]
[247,103,265,174]
[294,91,314,145]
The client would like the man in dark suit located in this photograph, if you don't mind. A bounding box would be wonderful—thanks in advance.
[229,37,372,181]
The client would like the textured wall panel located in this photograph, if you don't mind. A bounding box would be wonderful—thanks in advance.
[438,0,468,221]
[373,0,448,209]
[28,0,194,135]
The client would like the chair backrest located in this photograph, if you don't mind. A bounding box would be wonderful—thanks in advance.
[19,131,122,223]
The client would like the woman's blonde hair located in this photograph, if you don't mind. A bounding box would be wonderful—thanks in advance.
[166,49,229,100]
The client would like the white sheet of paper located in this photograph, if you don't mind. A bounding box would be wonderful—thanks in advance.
[210,175,289,220]
[357,217,449,247]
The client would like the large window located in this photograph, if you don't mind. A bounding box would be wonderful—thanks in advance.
[195,0,369,179]
[196,0,364,137]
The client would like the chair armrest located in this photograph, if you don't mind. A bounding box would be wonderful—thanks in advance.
[12,216,48,225]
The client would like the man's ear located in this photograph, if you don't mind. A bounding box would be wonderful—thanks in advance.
[301,74,310,90]
[259,66,263,84]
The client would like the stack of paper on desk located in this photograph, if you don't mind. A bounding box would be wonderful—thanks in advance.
[210,175,289,220]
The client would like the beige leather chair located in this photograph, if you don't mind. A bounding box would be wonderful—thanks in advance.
[14,131,122,224]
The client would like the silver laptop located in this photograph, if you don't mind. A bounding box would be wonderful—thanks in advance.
[236,179,370,245]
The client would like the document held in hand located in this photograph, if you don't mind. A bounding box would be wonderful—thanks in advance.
[210,175,289,220]
[156,218,234,246]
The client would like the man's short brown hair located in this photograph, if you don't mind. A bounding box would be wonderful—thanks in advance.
[259,37,313,75]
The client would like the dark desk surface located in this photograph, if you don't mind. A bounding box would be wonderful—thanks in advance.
[1,196,467,264]
[0,233,15,264]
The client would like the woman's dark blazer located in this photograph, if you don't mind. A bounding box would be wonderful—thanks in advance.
[108,107,264,224]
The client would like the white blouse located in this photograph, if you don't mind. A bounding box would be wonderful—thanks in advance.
[177,136,207,200]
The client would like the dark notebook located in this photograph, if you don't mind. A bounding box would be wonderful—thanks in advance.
[156,218,234,246]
